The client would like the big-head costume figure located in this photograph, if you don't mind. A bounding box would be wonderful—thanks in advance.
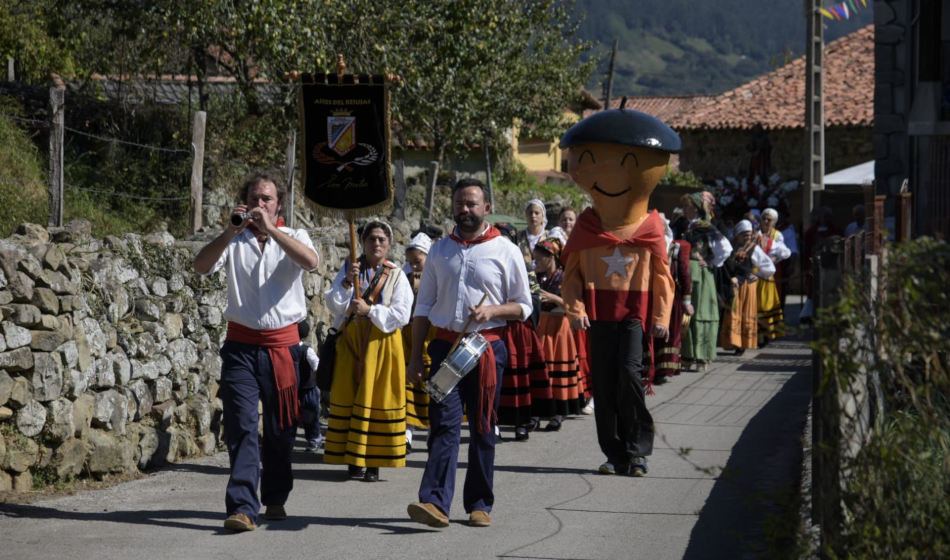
[559,107,680,477]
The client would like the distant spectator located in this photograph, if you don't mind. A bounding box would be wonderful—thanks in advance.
[557,206,578,238]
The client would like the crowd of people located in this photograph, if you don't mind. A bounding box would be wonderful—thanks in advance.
[194,172,796,532]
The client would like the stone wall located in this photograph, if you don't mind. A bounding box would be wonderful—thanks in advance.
[0,219,373,493]
[678,126,874,182]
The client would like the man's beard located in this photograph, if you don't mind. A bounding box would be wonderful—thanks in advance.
[455,213,483,234]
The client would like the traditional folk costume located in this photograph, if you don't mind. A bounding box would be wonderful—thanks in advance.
[534,238,584,417]
[561,208,674,473]
[680,194,732,371]
[203,222,317,520]
[502,218,555,436]
[516,198,549,263]
[719,220,776,352]
[498,320,554,432]
[413,223,532,518]
[324,256,413,470]
[402,270,435,432]
[402,233,436,436]
[652,238,692,383]
[756,215,791,343]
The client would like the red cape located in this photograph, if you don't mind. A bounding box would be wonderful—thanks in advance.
[561,208,669,264]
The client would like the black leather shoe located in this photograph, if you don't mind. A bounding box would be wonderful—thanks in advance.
[348,465,366,479]
[514,426,530,441]
[363,467,379,482]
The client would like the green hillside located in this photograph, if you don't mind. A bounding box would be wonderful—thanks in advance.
[573,0,873,97]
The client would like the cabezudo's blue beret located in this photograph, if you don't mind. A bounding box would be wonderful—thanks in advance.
[559,109,682,153]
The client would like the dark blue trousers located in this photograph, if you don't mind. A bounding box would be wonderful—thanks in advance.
[588,320,654,466]
[418,337,507,516]
[219,341,297,517]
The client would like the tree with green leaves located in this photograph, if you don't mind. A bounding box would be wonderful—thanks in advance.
[378,0,596,167]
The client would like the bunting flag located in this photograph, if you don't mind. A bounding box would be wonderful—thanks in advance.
[820,0,870,20]
[297,72,393,216]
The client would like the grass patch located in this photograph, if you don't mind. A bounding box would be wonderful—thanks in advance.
[0,96,48,236]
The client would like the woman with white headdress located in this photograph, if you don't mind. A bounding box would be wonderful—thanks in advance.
[323,220,413,482]
[756,208,791,345]
[718,219,775,354]
[516,199,549,270]
[402,232,434,451]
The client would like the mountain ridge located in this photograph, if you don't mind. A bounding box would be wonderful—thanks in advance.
[572,0,873,98]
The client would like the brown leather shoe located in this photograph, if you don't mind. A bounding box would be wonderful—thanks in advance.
[263,505,287,520]
[468,510,491,527]
[223,513,255,532]
[407,502,449,528]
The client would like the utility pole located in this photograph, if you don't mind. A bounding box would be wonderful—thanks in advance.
[803,0,824,231]
[603,39,618,110]
[285,129,297,228]
[48,84,65,228]
[189,111,206,234]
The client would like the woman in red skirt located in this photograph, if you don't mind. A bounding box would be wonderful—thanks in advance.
[533,238,583,430]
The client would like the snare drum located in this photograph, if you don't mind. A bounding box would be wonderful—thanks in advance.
[425,332,489,403]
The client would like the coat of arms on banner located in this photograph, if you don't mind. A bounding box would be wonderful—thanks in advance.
[328,114,356,156]
[298,72,393,214]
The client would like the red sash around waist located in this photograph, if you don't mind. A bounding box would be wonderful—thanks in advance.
[226,321,300,429]
[435,326,505,435]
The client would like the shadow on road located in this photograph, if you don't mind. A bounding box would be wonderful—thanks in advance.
[682,345,811,559]
[0,502,439,534]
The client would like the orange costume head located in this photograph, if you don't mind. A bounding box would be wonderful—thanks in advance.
[560,105,682,229]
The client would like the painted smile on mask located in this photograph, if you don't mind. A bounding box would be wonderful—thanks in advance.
[591,183,632,197]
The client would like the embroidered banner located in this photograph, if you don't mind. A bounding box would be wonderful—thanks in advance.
[298,73,392,214]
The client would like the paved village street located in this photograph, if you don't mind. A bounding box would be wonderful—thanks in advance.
[1,315,811,560]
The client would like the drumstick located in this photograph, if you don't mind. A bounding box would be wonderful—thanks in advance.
[446,292,489,356]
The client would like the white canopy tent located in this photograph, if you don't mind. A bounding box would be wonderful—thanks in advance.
[824,160,874,186]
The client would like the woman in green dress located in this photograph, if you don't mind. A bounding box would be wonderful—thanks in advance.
[678,192,732,372]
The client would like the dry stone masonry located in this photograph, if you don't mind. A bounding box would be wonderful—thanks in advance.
[0,219,356,493]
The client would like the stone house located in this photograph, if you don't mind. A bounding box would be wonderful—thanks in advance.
[612,24,875,185]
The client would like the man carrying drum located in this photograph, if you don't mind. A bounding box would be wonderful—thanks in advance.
[406,178,532,528]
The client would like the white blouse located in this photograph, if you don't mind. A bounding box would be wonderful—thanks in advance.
[325,263,413,333]
[761,231,792,262]
[751,245,777,279]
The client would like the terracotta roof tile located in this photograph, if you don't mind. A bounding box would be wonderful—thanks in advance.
[677,24,874,130]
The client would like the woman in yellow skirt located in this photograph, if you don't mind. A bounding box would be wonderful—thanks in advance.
[324,221,413,482]
[756,208,791,345]
[719,220,775,354]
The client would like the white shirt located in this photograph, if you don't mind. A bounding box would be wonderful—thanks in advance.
[325,262,413,333]
[710,235,733,268]
[205,227,316,330]
[751,245,777,279]
[300,342,319,371]
[526,230,543,252]
[761,231,792,262]
[689,218,732,268]
[414,227,532,332]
